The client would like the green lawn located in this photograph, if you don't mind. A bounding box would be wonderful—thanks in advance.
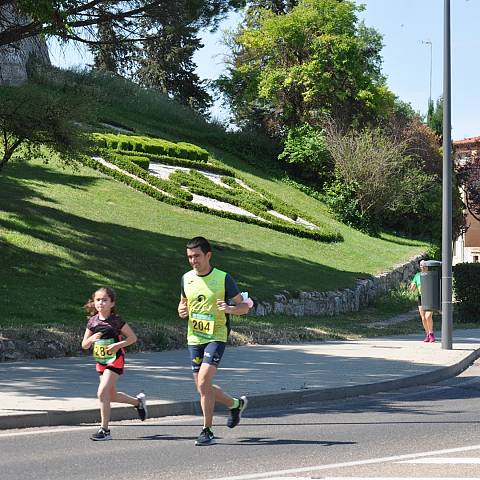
[1,153,427,333]
[0,71,434,352]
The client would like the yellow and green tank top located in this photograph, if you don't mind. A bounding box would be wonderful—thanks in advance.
[183,268,229,345]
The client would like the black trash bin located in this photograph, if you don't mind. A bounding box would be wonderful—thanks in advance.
[421,260,442,312]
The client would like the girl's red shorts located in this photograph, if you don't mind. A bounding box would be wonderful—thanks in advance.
[96,354,125,375]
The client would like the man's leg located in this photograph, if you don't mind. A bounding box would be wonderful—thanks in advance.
[194,363,234,428]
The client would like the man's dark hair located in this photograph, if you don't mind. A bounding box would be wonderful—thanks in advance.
[186,236,212,254]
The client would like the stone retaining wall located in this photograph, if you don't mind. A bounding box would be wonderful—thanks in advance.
[250,254,425,317]
[0,4,50,86]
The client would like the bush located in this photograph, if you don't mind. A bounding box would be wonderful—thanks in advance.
[453,263,480,322]
[92,133,209,161]
[127,155,150,170]
[324,180,378,235]
[278,124,333,187]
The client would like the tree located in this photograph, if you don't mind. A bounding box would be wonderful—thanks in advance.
[0,66,96,171]
[135,2,212,115]
[246,0,298,15]
[426,95,443,137]
[217,0,394,133]
[89,4,137,75]
[324,121,436,234]
[0,1,245,47]
[457,158,480,222]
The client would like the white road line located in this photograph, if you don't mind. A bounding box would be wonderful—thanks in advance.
[0,415,198,438]
[208,444,480,480]
[399,457,480,464]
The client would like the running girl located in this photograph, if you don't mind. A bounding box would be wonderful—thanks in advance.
[81,286,147,441]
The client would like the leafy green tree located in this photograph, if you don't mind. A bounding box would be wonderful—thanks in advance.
[2,1,245,46]
[426,95,443,137]
[135,2,212,115]
[0,66,96,171]
[89,4,137,75]
[247,1,298,14]
[217,0,394,132]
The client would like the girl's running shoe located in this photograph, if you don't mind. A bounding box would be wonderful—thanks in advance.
[90,427,112,441]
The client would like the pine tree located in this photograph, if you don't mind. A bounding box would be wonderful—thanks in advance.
[135,2,212,115]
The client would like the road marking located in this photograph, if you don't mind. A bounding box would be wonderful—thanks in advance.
[0,414,198,438]
[399,457,480,464]
[208,444,480,480]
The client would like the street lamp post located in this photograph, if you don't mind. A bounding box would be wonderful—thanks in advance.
[422,40,433,108]
[442,0,453,350]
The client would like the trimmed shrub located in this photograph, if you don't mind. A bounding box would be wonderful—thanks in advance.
[92,133,209,161]
[103,152,192,201]
[81,156,342,243]
[128,155,150,170]
[453,263,480,322]
[116,150,235,176]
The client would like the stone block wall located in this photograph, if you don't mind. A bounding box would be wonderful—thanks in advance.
[250,253,425,317]
[0,4,50,86]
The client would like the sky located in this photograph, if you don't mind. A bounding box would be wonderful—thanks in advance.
[48,0,478,140]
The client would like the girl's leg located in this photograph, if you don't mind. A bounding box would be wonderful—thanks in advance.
[97,369,119,430]
[112,390,139,406]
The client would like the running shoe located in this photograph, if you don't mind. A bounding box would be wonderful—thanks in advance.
[428,333,436,343]
[195,427,216,446]
[135,392,148,421]
[423,334,430,342]
[227,395,248,429]
[90,427,112,441]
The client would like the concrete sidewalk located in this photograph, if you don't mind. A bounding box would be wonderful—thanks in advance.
[1,329,479,430]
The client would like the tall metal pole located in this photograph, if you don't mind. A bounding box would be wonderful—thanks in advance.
[442,0,453,350]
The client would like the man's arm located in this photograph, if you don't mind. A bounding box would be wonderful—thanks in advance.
[178,296,188,319]
[217,293,250,316]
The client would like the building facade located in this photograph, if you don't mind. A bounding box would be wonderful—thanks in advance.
[453,136,480,265]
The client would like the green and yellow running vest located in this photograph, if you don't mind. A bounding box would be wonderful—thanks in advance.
[183,268,228,345]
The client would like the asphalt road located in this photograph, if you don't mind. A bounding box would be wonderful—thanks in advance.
[1,360,480,480]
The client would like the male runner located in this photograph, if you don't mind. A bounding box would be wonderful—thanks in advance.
[178,236,250,446]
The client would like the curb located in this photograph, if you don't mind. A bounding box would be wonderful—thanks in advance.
[2,346,479,431]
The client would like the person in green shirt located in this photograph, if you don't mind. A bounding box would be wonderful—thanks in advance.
[409,260,435,342]
[178,236,251,446]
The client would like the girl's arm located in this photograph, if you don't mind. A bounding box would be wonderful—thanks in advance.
[81,329,102,350]
[106,323,137,354]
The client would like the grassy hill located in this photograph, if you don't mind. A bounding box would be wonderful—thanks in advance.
[0,70,431,353]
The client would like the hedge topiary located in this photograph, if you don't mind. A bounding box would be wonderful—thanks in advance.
[80,156,342,243]
[92,133,209,161]
[453,263,480,322]
[116,150,235,176]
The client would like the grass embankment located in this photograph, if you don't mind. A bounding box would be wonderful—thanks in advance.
[0,71,436,356]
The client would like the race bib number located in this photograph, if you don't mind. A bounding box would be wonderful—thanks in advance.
[93,338,116,365]
[191,312,215,339]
